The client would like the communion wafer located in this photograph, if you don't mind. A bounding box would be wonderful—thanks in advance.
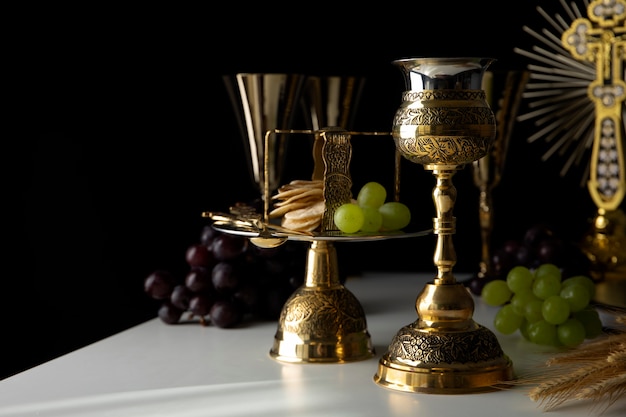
[281,216,321,232]
[272,188,323,206]
[269,199,320,218]
[277,180,323,192]
[273,186,322,200]
[281,201,325,232]
[283,200,325,219]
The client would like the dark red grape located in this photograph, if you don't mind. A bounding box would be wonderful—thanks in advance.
[492,247,517,277]
[212,233,247,261]
[515,244,534,268]
[210,299,242,328]
[536,237,564,264]
[200,224,219,247]
[184,267,213,293]
[185,244,215,268]
[523,223,554,248]
[170,284,193,310]
[158,301,184,324]
[189,293,216,317]
[144,270,177,300]
[212,262,241,294]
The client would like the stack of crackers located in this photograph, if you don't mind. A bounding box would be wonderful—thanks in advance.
[269,180,325,232]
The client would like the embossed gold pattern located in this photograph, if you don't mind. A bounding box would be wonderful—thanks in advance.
[393,89,496,165]
[270,240,374,363]
[386,325,506,365]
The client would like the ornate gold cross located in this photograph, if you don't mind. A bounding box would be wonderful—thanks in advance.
[562,0,626,211]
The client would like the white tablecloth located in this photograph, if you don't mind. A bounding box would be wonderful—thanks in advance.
[1,271,624,416]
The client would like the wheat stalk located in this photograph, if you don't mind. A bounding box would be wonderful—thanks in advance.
[515,313,626,414]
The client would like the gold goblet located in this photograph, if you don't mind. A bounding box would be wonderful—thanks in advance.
[374,57,515,393]
[222,73,307,198]
[471,70,529,283]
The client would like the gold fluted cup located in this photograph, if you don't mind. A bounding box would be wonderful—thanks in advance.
[223,73,307,198]
[471,70,529,282]
[374,57,514,393]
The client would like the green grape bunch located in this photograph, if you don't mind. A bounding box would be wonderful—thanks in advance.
[481,263,603,348]
[334,182,411,234]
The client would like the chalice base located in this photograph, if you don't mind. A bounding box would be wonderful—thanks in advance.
[269,285,375,363]
[374,323,514,394]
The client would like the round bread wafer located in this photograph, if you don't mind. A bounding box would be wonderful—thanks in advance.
[269,200,318,218]
[281,200,325,231]
[273,189,323,206]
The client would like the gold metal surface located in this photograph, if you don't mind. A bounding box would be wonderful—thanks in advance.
[270,240,374,363]
[223,73,307,196]
[560,0,626,288]
[472,70,529,279]
[561,0,625,212]
[219,74,384,363]
[267,128,392,363]
[375,57,514,393]
[581,208,626,308]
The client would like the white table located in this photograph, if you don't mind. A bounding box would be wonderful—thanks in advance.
[1,272,623,417]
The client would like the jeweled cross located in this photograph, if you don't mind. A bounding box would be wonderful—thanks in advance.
[562,0,626,210]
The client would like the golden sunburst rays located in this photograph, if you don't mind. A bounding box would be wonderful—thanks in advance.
[514,0,626,194]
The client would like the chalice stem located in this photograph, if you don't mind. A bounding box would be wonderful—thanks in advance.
[430,165,459,285]
[478,185,494,277]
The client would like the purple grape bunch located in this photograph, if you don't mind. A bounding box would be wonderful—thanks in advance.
[466,223,592,296]
[144,224,308,328]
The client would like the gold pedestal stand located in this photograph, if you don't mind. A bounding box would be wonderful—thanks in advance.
[270,240,374,363]
[374,57,514,393]
[221,74,385,363]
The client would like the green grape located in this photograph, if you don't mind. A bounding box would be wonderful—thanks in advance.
[527,320,560,346]
[333,203,364,233]
[357,181,387,208]
[557,318,586,347]
[532,275,561,300]
[534,263,562,282]
[562,275,596,298]
[519,318,531,341]
[524,299,544,323]
[379,201,411,231]
[481,280,512,306]
[559,283,591,312]
[506,266,534,293]
[360,206,383,232]
[573,306,603,339]
[541,295,570,325]
[510,288,539,316]
[494,303,523,334]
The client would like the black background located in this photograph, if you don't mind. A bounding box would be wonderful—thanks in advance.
[5,1,610,379]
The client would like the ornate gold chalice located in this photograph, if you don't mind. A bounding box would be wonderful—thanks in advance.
[374,57,515,393]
